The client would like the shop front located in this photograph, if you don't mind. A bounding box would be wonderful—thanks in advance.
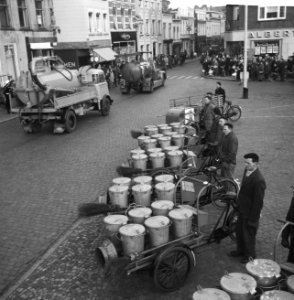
[163,39,173,55]
[111,31,137,55]
[225,28,294,59]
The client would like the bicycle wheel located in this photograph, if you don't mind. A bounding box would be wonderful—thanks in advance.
[210,178,239,209]
[226,209,238,241]
[153,246,194,291]
[227,105,242,122]
[194,184,213,208]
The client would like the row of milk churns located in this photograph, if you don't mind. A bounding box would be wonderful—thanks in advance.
[108,174,175,209]
[105,174,194,257]
[133,123,187,170]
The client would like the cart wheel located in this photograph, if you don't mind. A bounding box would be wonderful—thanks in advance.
[150,168,174,179]
[227,105,242,122]
[210,178,239,209]
[64,109,77,133]
[101,96,110,116]
[153,246,193,292]
[226,210,238,241]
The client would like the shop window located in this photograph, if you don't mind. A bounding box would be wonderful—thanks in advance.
[18,0,29,28]
[258,6,286,20]
[35,0,44,27]
[0,0,11,28]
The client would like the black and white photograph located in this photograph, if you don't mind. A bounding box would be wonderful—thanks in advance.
[1,0,294,299]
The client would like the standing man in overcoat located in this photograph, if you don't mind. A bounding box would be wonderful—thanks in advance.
[230,153,266,263]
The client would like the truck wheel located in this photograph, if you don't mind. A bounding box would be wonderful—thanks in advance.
[64,109,77,133]
[101,97,110,116]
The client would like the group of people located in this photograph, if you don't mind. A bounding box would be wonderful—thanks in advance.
[155,50,188,70]
[200,52,294,82]
[198,81,267,264]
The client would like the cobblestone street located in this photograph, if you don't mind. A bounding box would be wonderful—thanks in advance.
[1,59,294,299]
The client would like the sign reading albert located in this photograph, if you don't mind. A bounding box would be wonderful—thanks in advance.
[249,30,294,38]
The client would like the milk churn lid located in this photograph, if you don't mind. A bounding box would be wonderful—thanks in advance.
[220,272,257,295]
[155,182,175,191]
[260,290,294,300]
[128,207,152,218]
[109,185,129,193]
[155,174,174,183]
[144,216,170,228]
[151,200,174,210]
[104,215,128,225]
[131,184,152,193]
[192,288,230,300]
[167,150,183,156]
[112,177,131,186]
[119,223,145,236]
[168,208,193,220]
[133,176,152,185]
[246,259,281,279]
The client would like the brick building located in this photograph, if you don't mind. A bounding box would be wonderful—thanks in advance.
[225,5,294,59]
[0,0,55,79]
[53,0,115,68]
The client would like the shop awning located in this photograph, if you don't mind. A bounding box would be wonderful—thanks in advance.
[30,42,53,49]
[92,47,117,62]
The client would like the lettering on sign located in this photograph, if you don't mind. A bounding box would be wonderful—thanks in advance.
[249,30,294,38]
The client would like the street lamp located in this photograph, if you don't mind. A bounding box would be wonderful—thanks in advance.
[243,5,248,99]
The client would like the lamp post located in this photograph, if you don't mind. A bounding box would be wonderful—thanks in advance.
[243,5,248,99]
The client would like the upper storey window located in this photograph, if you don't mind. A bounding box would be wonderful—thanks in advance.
[258,6,286,21]
[0,0,11,28]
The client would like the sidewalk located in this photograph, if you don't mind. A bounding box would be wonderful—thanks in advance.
[0,106,16,124]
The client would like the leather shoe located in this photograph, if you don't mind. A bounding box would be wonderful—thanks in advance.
[229,250,244,257]
[240,256,256,264]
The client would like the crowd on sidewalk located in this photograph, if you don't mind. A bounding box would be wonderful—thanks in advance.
[200,51,294,81]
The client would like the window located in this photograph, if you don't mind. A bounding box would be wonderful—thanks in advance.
[0,0,10,28]
[145,19,149,34]
[258,6,286,20]
[232,6,239,21]
[18,0,29,28]
[96,13,100,31]
[88,12,93,32]
[103,13,107,32]
[35,0,44,27]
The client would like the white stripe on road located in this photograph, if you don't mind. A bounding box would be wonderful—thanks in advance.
[177,76,185,79]
[192,76,199,79]
[167,76,178,79]
[185,76,192,79]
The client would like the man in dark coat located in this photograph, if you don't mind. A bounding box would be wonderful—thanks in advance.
[281,188,294,263]
[219,123,238,179]
[230,153,266,263]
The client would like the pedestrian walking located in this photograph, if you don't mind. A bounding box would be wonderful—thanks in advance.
[215,81,226,107]
[219,122,238,179]
[230,153,266,263]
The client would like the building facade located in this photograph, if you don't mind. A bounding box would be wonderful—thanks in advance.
[162,11,173,55]
[108,0,137,56]
[173,7,195,57]
[225,5,294,59]
[53,0,114,68]
[135,0,163,59]
[0,0,55,79]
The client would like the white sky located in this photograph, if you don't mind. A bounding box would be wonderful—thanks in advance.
[169,0,294,9]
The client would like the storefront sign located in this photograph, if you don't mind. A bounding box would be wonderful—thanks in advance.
[267,45,273,53]
[254,47,260,55]
[273,45,279,53]
[249,30,294,38]
[260,46,267,54]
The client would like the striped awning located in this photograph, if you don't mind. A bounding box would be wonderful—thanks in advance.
[92,47,117,62]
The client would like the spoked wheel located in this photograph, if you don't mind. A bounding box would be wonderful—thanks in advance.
[210,178,239,209]
[226,209,238,241]
[153,246,194,292]
[227,105,242,122]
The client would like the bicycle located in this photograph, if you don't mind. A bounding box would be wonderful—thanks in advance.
[212,95,242,122]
